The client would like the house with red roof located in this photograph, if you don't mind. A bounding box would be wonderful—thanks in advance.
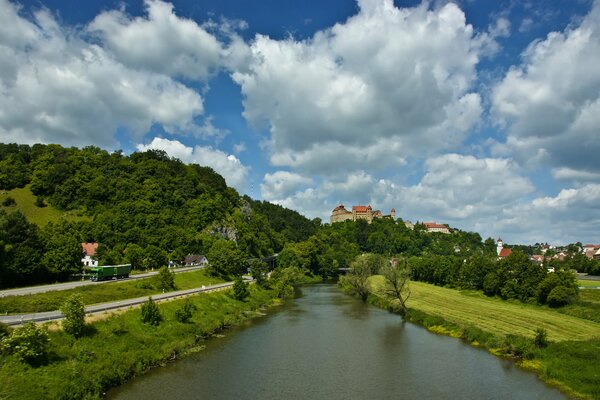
[424,222,450,234]
[496,238,512,259]
[81,242,98,267]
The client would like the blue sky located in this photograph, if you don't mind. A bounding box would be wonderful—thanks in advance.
[1,0,599,245]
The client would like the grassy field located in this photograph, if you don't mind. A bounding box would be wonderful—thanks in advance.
[0,269,226,314]
[369,276,600,342]
[0,285,277,400]
[578,279,600,288]
[0,185,88,226]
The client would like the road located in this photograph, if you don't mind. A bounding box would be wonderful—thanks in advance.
[0,281,236,326]
[0,266,205,298]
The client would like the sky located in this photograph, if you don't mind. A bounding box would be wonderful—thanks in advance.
[1,0,599,245]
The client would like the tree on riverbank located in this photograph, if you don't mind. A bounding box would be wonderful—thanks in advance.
[339,254,384,301]
[380,258,411,315]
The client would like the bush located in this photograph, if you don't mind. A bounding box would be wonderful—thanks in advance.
[175,299,197,323]
[140,297,162,326]
[547,286,573,308]
[154,266,176,292]
[0,322,9,338]
[534,328,548,348]
[1,196,16,206]
[0,322,49,365]
[483,272,500,296]
[61,294,86,337]
[34,196,46,208]
[233,275,249,301]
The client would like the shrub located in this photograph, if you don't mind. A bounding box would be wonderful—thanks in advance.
[1,196,16,206]
[154,266,176,292]
[61,294,86,337]
[233,275,249,301]
[34,196,46,208]
[175,299,197,323]
[0,322,49,365]
[140,297,162,326]
[534,328,548,348]
[0,322,9,338]
[547,286,573,308]
[483,272,500,296]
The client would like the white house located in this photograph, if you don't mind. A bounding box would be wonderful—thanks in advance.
[81,242,98,267]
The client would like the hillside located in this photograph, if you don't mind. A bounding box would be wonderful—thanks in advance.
[0,143,315,288]
[0,185,87,226]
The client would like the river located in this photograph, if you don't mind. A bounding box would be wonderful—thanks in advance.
[108,284,566,399]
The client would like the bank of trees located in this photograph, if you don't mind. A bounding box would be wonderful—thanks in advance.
[0,143,316,288]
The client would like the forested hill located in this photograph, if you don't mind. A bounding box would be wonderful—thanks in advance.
[0,143,317,288]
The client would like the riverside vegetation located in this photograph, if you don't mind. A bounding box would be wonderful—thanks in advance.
[339,256,600,399]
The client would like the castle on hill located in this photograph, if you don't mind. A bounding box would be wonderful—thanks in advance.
[330,204,395,224]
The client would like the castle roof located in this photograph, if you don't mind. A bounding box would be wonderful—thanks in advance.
[333,204,347,212]
[352,205,369,212]
[424,222,446,229]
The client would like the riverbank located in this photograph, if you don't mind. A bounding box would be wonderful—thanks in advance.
[0,285,279,399]
[363,277,600,400]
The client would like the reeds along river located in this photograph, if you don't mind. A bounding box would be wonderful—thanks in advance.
[108,285,566,400]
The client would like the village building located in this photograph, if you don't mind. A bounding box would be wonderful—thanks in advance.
[184,254,208,267]
[330,204,395,224]
[404,220,414,230]
[423,222,450,234]
[81,242,98,267]
[497,238,512,259]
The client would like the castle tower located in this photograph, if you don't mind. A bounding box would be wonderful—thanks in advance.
[391,208,396,220]
[497,238,503,256]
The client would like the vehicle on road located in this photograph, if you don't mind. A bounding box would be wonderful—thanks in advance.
[88,264,132,281]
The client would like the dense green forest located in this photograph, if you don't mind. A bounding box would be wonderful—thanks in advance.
[0,143,317,288]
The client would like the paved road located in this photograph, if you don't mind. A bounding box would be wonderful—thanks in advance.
[0,266,205,298]
[577,273,600,281]
[0,281,235,326]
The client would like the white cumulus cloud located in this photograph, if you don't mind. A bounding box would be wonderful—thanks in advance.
[232,0,490,174]
[0,0,205,147]
[492,0,600,175]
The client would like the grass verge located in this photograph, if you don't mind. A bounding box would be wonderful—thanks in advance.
[0,269,225,313]
[363,277,600,399]
[0,285,278,400]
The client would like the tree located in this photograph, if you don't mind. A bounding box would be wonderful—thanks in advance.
[124,244,144,270]
[249,259,269,287]
[154,266,176,292]
[270,266,304,299]
[141,297,162,326]
[339,254,374,302]
[175,299,197,323]
[61,294,86,337]
[233,275,249,300]
[534,328,548,348]
[144,245,168,270]
[0,322,49,365]
[206,239,245,278]
[547,286,575,308]
[380,258,411,315]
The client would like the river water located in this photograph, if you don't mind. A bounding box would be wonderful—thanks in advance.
[108,285,566,400]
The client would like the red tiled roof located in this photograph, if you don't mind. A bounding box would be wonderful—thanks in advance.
[424,222,446,229]
[81,242,98,256]
[352,205,369,212]
[498,248,512,258]
[391,208,395,212]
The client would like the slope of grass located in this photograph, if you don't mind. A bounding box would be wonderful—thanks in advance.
[0,285,277,400]
[369,276,600,342]
[0,270,226,314]
[0,185,88,226]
